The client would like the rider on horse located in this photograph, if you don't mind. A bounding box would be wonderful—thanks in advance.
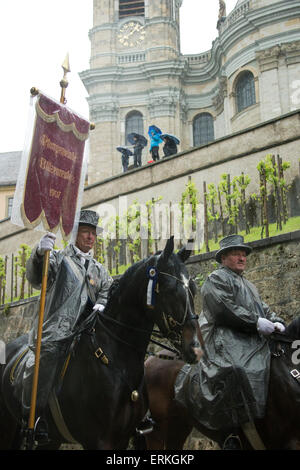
[22,209,112,444]
[175,235,286,450]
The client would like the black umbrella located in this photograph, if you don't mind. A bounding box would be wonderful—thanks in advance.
[161,134,180,145]
[127,133,147,147]
[116,147,133,156]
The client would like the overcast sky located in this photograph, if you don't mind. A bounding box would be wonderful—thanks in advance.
[0,0,238,153]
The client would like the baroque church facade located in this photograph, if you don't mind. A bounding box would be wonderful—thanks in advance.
[80,0,300,184]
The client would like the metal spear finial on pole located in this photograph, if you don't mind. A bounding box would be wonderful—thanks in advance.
[58,54,95,130]
[60,53,71,104]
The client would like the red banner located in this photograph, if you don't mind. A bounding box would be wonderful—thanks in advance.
[20,94,89,238]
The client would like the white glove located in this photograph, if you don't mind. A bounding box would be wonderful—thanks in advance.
[37,232,56,256]
[257,318,276,335]
[274,322,285,333]
[93,304,105,313]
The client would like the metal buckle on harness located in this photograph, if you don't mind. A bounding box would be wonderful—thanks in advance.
[95,347,104,359]
[94,347,109,365]
[290,369,300,382]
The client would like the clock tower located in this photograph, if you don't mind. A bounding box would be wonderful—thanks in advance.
[80,0,184,183]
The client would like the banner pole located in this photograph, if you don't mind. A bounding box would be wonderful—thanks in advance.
[25,56,70,449]
[26,250,50,444]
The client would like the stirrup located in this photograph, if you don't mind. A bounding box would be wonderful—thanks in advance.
[33,416,50,445]
[136,417,155,436]
[223,434,242,450]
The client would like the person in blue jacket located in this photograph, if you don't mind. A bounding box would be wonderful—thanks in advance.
[149,131,163,161]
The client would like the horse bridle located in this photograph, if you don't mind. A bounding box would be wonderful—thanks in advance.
[149,271,199,352]
[158,270,197,322]
[269,333,300,385]
[91,269,198,355]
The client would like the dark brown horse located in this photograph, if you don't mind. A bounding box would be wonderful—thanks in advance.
[142,316,300,450]
[0,237,202,450]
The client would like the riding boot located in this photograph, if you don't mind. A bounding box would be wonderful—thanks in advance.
[222,433,242,450]
[21,343,64,445]
[21,369,52,446]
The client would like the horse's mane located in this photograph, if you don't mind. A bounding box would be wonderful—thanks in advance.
[104,247,192,313]
[105,254,158,311]
[285,315,300,340]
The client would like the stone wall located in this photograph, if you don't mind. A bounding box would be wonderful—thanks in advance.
[0,297,38,343]
[188,230,300,325]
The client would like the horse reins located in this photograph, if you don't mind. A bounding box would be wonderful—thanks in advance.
[159,271,199,328]
[269,332,300,385]
[158,271,205,353]
[91,270,199,357]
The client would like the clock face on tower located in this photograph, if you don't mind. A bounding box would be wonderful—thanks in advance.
[118,21,145,48]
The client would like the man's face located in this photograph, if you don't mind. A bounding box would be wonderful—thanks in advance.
[76,225,97,253]
[221,249,247,275]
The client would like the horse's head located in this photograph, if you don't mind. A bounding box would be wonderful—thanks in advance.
[266,316,300,448]
[147,237,203,364]
[101,237,202,364]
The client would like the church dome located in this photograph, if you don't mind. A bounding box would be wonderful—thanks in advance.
[235,0,247,6]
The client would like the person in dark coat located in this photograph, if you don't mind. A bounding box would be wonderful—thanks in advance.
[22,210,112,443]
[133,137,144,167]
[162,136,177,157]
[121,149,130,172]
[175,235,285,450]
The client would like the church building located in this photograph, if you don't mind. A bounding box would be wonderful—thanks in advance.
[80,0,300,184]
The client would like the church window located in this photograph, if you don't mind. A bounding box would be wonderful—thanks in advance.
[119,0,145,19]
[7,196,14,218]
[236,71,256,113]
[125,111,144,144]
[193,113,214,147]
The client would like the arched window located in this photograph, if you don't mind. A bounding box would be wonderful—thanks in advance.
[119,0,145,19]
[193,113,214,147]
[236,71,256,113]
[125,111,144,144]
[7,196,14,218]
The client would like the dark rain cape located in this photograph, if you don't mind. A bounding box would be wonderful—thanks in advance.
[17,244,112,415]
[26,244,112,345]
[174,265,284,431]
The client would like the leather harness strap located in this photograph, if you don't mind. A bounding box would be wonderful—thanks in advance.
[242,421,266,450]
[9,347,30,384]
[48,392,78,444]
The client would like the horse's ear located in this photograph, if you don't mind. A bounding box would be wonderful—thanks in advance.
[158,236,174,264]
[178,238,194,263]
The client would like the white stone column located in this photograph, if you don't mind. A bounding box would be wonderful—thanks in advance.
[283,41,300,111]
[256,46,282,121]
